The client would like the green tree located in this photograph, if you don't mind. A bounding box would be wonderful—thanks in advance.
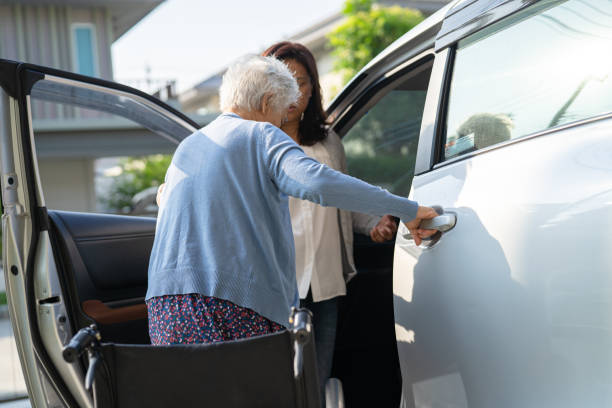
[328,0,424,84]
[104,154,171,213]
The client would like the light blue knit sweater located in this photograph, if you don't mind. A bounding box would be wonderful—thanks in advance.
[146,113,418,327]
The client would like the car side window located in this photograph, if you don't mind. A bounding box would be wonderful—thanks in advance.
[342,60,433,197]
[29,77,195,215]
[444,0,612,161]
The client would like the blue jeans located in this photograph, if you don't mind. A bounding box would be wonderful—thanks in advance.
[301,292,339,407]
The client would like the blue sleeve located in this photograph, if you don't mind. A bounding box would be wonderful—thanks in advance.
[259,124,419,222]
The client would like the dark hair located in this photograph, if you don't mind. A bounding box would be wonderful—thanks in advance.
[262,42,328,146]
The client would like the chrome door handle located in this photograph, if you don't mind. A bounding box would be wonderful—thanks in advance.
[420,213,456,232]
[401,206,456,240]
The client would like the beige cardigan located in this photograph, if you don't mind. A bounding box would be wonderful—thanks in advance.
[290,130,379,301]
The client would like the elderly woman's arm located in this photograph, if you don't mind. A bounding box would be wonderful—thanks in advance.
[262,125,418,222]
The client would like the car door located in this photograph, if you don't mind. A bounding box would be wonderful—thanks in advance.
[394,0,612,407]
[328,47,436,407]
[0,59,198,407]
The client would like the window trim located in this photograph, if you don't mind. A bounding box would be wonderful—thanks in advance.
[435,0,542,52]
[432,110,612,170]
[332,50,435,138]
[414,47,454,175]
[70,23,99,78]
[39,74,197,137]
[7,61,199,130]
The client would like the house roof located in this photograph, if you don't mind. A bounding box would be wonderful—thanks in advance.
[103,0,165,41]
[287,11,344,52]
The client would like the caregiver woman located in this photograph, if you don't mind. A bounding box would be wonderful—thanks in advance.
[145,55,437,346]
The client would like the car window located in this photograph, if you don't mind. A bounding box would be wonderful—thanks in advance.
[29,76,195,215]
[444,0,612,161]
[342,60,432,197]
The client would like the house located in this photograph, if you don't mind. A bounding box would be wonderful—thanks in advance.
[179,0,451,114]
[0,0,169,212]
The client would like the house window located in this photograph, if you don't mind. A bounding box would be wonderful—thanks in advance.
[71,24,98,77]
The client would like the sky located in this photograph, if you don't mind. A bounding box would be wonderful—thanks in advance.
[111,0,346,94]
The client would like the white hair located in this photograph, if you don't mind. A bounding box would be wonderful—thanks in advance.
[219,54,300,113]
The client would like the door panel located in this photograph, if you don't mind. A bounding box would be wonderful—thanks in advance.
[48,211,154,344]
[396,2,612,405]
[394,119,612,407]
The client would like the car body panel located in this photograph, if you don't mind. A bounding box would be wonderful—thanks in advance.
[434,0,542,51]
[394,116,612,407]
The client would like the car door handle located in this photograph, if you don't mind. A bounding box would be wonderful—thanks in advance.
[401,205,456,240]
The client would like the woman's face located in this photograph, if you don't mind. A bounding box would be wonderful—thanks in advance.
[284,59,313,123]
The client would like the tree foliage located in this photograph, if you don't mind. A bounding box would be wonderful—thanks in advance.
[328,0,425,84]
[104,154,171,213]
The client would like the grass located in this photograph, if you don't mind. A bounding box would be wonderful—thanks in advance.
[0,291,6,305]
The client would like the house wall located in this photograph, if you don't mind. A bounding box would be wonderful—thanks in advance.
[38,158,96,212]
[0,4,114,79]
[0,4,117,213]
[0,4,116,124]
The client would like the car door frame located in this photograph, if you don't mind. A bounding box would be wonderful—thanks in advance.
[0,59,198,408]
[324,45,450,404]
[332,54,435,138]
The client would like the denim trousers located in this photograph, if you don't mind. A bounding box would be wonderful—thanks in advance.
[300,292,339,407]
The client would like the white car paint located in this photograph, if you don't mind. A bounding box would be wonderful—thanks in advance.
[394,116,612,407]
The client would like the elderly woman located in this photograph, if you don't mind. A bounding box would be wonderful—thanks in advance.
[145,55,436,346]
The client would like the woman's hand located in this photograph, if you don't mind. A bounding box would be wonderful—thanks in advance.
[404,206,439,246]
[156,183,166,206]
[370,215,398,242]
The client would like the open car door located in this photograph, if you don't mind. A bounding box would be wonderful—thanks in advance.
[0,59,199,407]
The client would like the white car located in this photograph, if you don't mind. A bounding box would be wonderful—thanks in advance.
[329,0,612,406]
[2,0,612,406]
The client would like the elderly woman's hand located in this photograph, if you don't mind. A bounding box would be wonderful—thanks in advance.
[370,215,398,242]
[404,206,438,246]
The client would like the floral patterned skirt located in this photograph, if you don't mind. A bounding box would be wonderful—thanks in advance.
[146,293,284,345]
